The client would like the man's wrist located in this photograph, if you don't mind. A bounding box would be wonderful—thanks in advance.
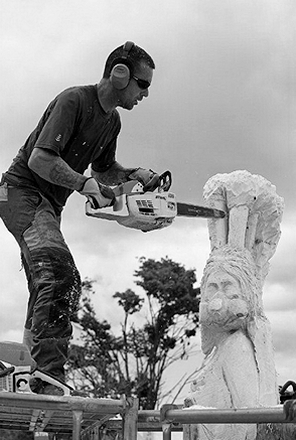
[77,176,89,192]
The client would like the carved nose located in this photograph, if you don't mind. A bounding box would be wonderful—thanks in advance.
[209,298,223,311]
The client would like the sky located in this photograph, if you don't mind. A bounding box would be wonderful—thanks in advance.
[0,0,295,406]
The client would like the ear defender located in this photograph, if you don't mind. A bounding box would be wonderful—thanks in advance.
[110,41,135,90]
[110,63,130,89]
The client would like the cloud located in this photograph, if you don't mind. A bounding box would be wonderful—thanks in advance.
[269,311,296,354]
[267,310,296,385]
[263,219,296,313]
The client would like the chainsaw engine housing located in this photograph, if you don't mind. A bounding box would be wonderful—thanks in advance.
[118,191,177,231]
[86,188,177,232]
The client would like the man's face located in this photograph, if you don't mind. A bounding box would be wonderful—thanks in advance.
[118,61,153,110]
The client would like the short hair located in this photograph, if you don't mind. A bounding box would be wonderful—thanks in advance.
[103,42,155,78]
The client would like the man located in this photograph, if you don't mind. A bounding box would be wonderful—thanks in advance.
[0,41,160,395]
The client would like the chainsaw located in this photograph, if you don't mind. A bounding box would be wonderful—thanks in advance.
[0,341,71,395]
[86,171,226,232]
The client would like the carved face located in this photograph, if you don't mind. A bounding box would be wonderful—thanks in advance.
[200,270,249,330]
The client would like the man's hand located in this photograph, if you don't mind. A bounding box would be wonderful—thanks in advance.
[128,168,160,192]
[79,177,116,209]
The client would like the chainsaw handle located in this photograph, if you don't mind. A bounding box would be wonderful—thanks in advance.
[113,180,143,197]
[111,170,172,198]
[159,171,172,192]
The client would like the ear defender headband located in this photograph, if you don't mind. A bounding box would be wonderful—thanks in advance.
[110,41,135,90]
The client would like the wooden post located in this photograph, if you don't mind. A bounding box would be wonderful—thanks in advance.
[72,409,83,440]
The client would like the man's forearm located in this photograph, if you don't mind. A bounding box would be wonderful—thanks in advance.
[92,161,136,185]
[28,148,86,190]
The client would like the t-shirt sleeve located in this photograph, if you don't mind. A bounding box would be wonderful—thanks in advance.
[34,90,80,155]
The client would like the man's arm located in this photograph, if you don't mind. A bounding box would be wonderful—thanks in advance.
[91,161,136,186]
[28,147,87,190]
[28,147,115,209]
[92,161,160,191]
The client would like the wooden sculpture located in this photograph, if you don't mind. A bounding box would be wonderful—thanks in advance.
[184,170,284,440]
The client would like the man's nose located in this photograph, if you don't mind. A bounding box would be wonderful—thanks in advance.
[142,88,149,98]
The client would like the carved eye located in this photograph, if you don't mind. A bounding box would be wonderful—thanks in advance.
[229,294,239,299]
[205,283,218,294]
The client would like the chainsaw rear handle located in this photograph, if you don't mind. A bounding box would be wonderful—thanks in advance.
[31,370,72,396]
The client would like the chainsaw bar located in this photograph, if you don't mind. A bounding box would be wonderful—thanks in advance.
[159,171,225,219]
[177,202,225,219]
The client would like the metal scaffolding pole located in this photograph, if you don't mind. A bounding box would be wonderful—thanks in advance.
[160,406,292,425]
[136,402,296,427]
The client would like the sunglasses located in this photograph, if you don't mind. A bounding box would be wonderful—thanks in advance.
[132,75,151,90]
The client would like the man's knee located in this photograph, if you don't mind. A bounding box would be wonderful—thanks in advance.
[31,248,81,338]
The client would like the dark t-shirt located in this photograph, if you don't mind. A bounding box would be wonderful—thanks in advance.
[4,85,121,211]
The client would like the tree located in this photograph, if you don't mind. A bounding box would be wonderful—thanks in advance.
[67,257,200,409]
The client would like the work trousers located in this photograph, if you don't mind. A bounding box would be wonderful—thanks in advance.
[0,182,81,381]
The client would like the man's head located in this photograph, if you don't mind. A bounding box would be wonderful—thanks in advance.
[103,42,155,82]
[103,42,155,110]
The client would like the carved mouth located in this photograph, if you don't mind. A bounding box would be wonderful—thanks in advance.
[205,311,247,328]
